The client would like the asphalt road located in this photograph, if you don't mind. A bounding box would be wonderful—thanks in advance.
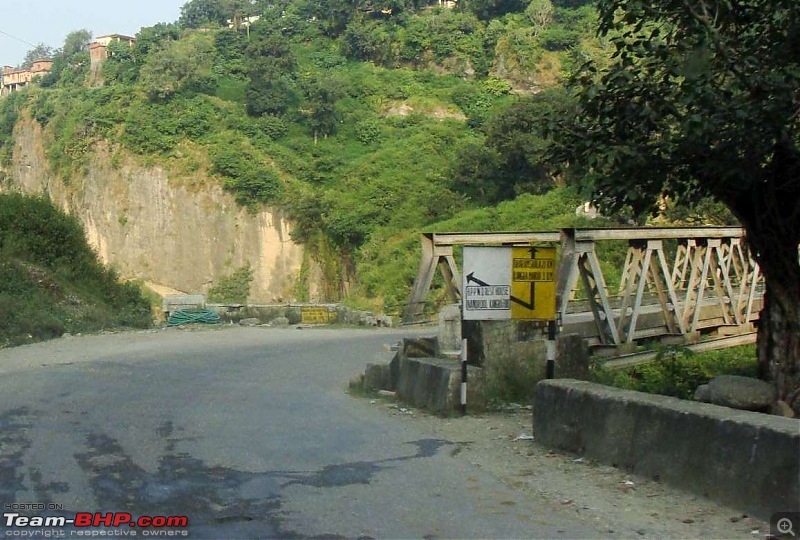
[0,326,605,539]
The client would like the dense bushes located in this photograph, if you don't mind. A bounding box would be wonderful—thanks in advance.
[0,193,151,347]
[0,192,96,268]
[207,265,254,303]
[210,136,284,205]
[592,346,759,399]
[450,88,576,204]
[0,92,25,167]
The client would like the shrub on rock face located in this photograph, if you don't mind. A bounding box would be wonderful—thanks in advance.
[207,265,254,304]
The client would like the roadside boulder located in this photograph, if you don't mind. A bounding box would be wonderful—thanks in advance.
[348,373,365,390]
[403,336,440,358]
[694,384,711,402]
[269,316,290,328]
[239,318,261,326]
[696,375,776,412]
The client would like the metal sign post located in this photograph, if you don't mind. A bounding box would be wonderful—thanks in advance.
[546,320,557,379]
[460,338,468,415]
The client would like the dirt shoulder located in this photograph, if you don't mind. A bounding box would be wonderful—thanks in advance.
[373,399,771,539]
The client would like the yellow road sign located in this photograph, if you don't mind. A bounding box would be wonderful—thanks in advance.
[301,307,334,324]
[510,246,556,320]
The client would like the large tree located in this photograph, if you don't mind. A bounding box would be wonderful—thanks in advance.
[179,0,228,28]
[460,0,528,19]
[244,26,297,116]
[21,43,55,67]
[62,29,92,58]
[560,0,800,410]
[138,32,216,100]
[452,89,576,204]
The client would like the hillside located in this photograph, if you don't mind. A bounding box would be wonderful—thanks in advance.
[0,193,151,347]
[0,0,674,314]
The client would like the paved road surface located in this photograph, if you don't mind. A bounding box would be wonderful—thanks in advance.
[0,327,605,538]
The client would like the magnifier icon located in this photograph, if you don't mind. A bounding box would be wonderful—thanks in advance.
[778,517,796,537]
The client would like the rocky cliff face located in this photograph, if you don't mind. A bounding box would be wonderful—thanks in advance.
[8,116,305,303]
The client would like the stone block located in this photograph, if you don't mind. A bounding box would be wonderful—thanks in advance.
[395,356,482,415]
[437,304,462,352]
[163,294,205,314]
[703,375,776,412]
[269,316,289,327]
[556,333,590,380]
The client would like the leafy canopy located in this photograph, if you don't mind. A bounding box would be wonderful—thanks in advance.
[562,0,800,239]
[559,0,800,400]
[21,44,55,67]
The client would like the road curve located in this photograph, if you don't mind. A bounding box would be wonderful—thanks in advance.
[0,327,604,539]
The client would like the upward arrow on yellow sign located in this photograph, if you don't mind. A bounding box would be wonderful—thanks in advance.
[510,246,557,320]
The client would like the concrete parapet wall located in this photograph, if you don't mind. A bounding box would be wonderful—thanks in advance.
[534,380,800,520]
[358,337,486,415]
[395,356,454,414]
[392,355,484,415]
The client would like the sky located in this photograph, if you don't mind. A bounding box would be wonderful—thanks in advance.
[1,0,185,67]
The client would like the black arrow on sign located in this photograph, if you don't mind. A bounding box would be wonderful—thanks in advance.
[510,247,537,311]
[466,272,491,287]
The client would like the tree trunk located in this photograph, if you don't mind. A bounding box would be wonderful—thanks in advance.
[726,138,800,413]
[757,282,800,411]
[746,226,800,413]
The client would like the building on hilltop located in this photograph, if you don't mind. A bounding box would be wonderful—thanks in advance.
[227,15,261,29]
[1,59,53,96]
[95,34,136,47]
[89,34,136,69]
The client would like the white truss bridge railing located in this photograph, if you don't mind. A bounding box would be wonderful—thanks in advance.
[403,227,764,355]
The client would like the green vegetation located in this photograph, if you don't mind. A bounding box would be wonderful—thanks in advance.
[4,0,740,322]
[0,193,152,347]
[557,0,799,403]
[0,92,25,172]
[4,0,606,312]
[482,351,543,405]
[4,0,786,406]
[207,265,254,303]
[591,345,758,400]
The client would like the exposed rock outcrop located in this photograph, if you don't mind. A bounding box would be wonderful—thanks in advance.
[8,115,306,303]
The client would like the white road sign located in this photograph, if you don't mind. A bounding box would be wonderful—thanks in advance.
[462,246,512,320]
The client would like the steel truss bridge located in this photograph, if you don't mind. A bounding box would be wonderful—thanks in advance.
[403,227,764,364]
